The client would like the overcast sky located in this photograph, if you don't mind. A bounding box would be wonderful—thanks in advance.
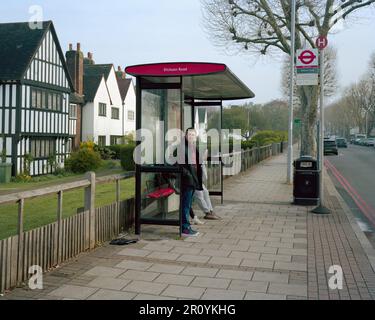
[1,0,375,105]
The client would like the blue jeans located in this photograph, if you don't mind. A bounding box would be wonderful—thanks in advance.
[181,187,194,231]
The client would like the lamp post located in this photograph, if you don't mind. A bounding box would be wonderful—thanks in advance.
[287,0,296,185]
[312,40,331,215]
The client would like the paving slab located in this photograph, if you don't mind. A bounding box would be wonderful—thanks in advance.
[3,152,375,301]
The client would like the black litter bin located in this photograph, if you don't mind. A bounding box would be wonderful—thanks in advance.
[293,156,319,206]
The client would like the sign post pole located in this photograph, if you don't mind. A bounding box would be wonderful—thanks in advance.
[312,36,331,215]
[287,0,296,185]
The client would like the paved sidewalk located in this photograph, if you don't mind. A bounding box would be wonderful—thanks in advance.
[2,153,375,300]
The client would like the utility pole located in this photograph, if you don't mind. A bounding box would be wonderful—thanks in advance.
[287,0,296,185]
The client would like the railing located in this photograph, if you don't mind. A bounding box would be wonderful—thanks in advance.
[0,172,134,294]
[206,143,284,189]
[0,142,285,294]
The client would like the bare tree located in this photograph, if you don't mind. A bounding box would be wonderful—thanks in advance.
[201,0,375,155]
[364,52,375,134]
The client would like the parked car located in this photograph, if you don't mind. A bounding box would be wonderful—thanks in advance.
[355,138,366,145]
[364,138,375,147]
[324,139,339,155]
[336,138,348,148]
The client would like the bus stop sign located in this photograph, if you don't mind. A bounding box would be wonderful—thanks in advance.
[316,36,328,50]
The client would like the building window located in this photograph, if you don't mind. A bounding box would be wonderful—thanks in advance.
[128,110,135,121]
[110,135,122,145]
[99,103,107,117]
[30,138,56,159]
[98,136,106,147]
[69,104,78,119]
[31,88,62,111]
[111,107,120,120]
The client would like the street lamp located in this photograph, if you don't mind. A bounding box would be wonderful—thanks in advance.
[287,0,296,185]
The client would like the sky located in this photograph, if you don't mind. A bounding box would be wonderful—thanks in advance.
[1,0,375,105]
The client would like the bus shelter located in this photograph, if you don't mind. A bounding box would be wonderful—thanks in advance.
[125,62,255,236]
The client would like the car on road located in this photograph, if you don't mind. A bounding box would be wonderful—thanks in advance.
[324,139,339,155]
[364,137,375,147]
[350,134,366,144]
[336,138,348,148]
[355,138,366,145]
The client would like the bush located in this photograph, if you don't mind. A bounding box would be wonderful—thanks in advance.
[80,140,95,150]
[12,173,32,183]
[108,145,123,160]
[250,131,287,147]
[94,145,115,160]
[241,140,257,150]
[65,148,102,173]
[120,144,136,171]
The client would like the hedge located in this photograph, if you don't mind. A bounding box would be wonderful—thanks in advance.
[120,144,136,171]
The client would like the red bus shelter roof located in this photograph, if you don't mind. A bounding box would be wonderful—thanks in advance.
[125,62,255,100]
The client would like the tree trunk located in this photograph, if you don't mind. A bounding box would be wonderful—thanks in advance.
[298,86,319,157]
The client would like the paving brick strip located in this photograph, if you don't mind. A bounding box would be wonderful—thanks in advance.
[1,153,375,300]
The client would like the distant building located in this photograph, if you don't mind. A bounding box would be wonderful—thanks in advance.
[0,21,75,176]
[65,47,136,146]
[116,66,136,138]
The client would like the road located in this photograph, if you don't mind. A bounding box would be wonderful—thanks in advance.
[325,144,375,243]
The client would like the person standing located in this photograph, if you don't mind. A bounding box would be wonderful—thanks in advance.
[178,128,202,237]
[190,149,221,223]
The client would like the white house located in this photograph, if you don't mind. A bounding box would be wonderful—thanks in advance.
[81,62,125,146]
[116,67,136,137]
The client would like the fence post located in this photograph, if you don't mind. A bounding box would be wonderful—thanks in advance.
[85,172,96,250]
[57,191,63,264]
[116,179,120,204]
[116,178,121,233]
[17,198,24,283]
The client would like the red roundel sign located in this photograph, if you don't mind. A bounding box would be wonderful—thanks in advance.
[298,50,317,65]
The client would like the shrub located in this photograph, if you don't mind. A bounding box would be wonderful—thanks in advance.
[65,148,102,173]
[108,145,123,159]
[23,153,34,176]
[120,144,136,171]
[80,140,95,150]
[12,173,32,183]
[94,145,115,160]
[241,140,257,150]
[250,130,287,147]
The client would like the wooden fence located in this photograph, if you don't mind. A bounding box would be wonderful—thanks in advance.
[0,172,134,294]
[0,142,284,294]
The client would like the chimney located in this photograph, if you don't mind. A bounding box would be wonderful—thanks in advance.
[84,52,95,65]
[65,43,84,95]
[116,66,126,80]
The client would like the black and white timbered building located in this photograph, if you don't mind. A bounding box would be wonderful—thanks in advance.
[0,21,75,176]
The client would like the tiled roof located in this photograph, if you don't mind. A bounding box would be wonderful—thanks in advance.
[84,64,113,80]
[116,78,132,101]
[0,21,50,80]
[83,75,103,102]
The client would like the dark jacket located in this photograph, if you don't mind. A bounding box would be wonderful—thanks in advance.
[177,140,203,191]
